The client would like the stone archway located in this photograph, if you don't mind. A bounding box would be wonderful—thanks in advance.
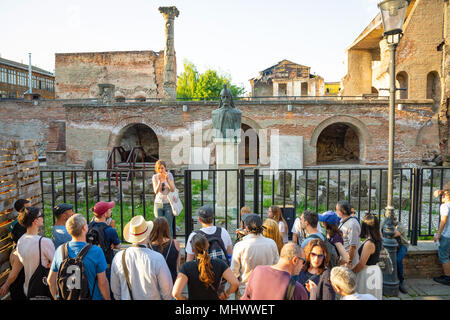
[316,123,359,164]
[310,116,372,165]
[108,118,160,163]
[239,116,262,166]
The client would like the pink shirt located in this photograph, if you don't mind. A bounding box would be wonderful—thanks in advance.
[241,265,308,300]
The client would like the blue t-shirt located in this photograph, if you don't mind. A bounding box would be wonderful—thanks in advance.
[301,232,326,248]
[51,241,108,300]
[52,226,72,249]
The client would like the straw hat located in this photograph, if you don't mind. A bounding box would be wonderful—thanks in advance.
[123,215,154,243]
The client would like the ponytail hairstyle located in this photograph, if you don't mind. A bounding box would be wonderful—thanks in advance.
[244,214,264,235]
[17,207,41,229]
[191,233,215,288]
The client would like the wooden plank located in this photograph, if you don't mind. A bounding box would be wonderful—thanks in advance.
[0,166,17,177]
[0,189,18,201]
[0,198,14,213]
[0,211,14,224]
[0,183,17,194]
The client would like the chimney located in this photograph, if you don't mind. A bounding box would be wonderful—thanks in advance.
[159,6,179,100]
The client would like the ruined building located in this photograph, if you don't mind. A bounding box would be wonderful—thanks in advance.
[0,5,442,169]
[249,60,324,97]
[340,0,449,161]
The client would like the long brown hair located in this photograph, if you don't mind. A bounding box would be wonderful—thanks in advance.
[303,239,330,275]
[324,221,343,239]
[269,205,288,234]
[263,218,283,254]
[149,217,171,253]
[191,233,215,288]
[360,213,382,243]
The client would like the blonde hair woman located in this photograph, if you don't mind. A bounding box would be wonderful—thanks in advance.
[268,205,289,243]
[152,159,176,237]
[263,218,284,254]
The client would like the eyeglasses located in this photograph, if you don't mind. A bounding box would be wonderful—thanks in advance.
[297,256,306,264]
[310,252,325,259]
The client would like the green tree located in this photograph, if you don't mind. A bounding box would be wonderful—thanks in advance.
[177,60,245,100]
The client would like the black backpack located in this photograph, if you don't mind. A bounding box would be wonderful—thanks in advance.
[194,227,229,265]
[27,237,52,300]
[56,243,94,300]
[306,234,339,269]
[86,222,113,264]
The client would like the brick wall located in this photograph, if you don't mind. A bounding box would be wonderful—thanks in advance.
[63,99,438,168]
[55,51,165,100]
[404,251,444,279]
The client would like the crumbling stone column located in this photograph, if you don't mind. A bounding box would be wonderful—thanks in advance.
[159,6,179,101]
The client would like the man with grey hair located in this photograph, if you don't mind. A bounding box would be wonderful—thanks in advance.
[241,242,311,300]
[330,266,377,300]
[48,214,111,300]
[231,213,279,299]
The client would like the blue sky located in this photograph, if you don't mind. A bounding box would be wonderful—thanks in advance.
[1,0,380,93]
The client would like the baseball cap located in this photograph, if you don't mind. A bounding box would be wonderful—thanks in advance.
[197,205,214,219]
[53,203,74,217]
[93,201,115,217]
[319,211,341,226]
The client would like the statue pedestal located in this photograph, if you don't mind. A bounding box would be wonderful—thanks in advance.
[214,138,240,227]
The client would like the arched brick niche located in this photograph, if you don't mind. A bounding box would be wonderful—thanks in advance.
[310,116,372,165]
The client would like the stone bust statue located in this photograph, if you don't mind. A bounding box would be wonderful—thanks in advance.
[212,85,242,140]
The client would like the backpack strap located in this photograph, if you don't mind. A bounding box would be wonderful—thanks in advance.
[284,278,297,300]
[122,249,134,300]
[306,234,322,240]
[165,240,173,261]
[62,242,70,261]
[75,244,92,261]
[38,236,43,267]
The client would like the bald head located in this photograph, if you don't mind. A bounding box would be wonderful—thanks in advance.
[280,242,303,261]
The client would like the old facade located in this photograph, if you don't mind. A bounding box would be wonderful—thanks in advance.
[249,60,325,97]
[0,57,55,99]
[340,0,449,159]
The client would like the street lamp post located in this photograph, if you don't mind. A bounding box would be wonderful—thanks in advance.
[377,0,409,297]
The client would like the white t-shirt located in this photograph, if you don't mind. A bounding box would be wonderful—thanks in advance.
[440,203,450,238]
[342,292,377,300]
[17,234,55,296]
[291,217,323,244]
[278,221,289,243]
[185,226,233,255]
[339,216,361,266]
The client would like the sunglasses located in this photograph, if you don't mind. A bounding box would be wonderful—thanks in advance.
[310,252,325,259]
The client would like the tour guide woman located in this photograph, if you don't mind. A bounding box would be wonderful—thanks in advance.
[152,160,176,237]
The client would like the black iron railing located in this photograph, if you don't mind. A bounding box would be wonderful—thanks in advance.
[39,166,448,246]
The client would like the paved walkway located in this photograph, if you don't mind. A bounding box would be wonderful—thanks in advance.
[383,278,450,300]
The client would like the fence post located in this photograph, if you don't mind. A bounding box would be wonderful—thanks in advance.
[239,169,245,212]
[410,168,420,246]
[184,170,192,245]
[253,168,259,215]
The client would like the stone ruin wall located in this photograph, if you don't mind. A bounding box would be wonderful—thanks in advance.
[55,51,165,100]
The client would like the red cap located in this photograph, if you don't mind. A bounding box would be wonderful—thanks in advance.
[93,201,115,217]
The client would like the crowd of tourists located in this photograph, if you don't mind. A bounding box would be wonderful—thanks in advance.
[1,165,449,301]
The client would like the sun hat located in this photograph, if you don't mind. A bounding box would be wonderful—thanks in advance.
[123,215,154,243]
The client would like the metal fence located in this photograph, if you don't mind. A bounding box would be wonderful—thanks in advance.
[39,167,449,245]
